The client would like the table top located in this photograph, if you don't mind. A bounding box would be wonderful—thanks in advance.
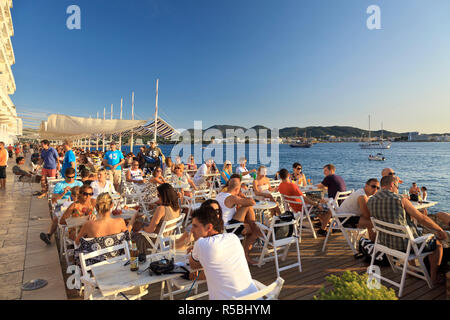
[411,201,438,210]
[171,182,191,190]
[253,201,278,210]
[91,254,189,297]
[65,216,89,229]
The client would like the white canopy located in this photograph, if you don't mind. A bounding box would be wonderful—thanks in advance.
[39,114,147,139]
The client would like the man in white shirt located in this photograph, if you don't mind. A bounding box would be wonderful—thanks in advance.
[336,178,380,241]
[235,157,256,179]
[189,206,258,300]
[193,159,214,187]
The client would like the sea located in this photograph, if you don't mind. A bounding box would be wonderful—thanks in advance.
[120,142,449,213]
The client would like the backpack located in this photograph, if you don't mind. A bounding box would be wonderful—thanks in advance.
[357,237,390,267]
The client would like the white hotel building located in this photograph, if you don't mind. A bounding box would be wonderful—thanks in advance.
[0,0,20,145]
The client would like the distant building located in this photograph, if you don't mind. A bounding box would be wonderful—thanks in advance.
[408,132,430,141]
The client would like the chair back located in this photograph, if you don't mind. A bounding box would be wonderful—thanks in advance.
[335,190,353,206]
[232,277,285,300]
[158,213,185,238]
[280,193,304,213]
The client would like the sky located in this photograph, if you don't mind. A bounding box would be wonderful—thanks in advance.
[10,0,450,134]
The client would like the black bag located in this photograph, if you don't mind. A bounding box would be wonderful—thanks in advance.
[149,258,190,279]
[274,211,295,240]
[357,237,390,266]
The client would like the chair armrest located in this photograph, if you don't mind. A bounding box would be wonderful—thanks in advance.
[334,212,358,218]
[412,233,434,244]
[138,231,157,238]
[255,222,269,232]
[80,275,96,287]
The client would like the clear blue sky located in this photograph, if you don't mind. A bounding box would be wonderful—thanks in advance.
[11,0,450,133]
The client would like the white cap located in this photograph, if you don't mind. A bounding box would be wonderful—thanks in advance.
[224,160,232,165]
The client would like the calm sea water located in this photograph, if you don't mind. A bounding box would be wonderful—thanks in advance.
[121,142,450,213]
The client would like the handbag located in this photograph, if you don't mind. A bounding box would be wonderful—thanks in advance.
[149,258,190,279]
[357,237,390,266]
[274,211,295,239]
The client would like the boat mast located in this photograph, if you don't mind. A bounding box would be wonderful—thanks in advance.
[153,79,159,144]
[368,115,371,142]
[130,91,134,153]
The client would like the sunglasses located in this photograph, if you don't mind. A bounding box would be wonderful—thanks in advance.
[66,175,75,178]
[82,192,93,196]
[370,185,380,190]
[296,167,302,170]
[388,172,395,176]
[156,170,162,172]
[174,167,181,170]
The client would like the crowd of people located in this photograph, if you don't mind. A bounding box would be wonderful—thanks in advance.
[2,138,449,299]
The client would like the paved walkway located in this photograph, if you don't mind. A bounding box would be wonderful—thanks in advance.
[0,157,66,299]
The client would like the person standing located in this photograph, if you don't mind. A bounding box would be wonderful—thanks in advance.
[38,140,60,198]
[61,140,77,178]
[102,141,125,192]
[0,142,8,190]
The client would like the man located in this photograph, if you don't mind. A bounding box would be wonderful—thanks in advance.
[136,146,146,170]
[0,142,7,190]
[144,141,164,172]
[7,144,13,158]
[38,140,60,198]
[189,206,258,300]
[381,168,403,184]
[102,141,125,192]
[40,167,83,245]
[367,175,447,285]
[409,182,420,201]
[216,178,263,265]
[277,168,319,212]
[335,178,380,241]
[193,159,213,188]
[317,164,346,199]
[61,140,76,178]
[12,157,41,183]
[235,157,256,179]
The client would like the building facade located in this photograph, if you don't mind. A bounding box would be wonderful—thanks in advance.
[0,0,20,146]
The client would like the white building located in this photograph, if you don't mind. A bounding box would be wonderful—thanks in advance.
[0,0,19,145]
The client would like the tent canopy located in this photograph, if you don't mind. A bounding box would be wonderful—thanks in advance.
[38,114,178,140]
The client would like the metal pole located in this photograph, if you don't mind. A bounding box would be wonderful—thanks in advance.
[96,112,99,151]
[154,79,159,144]
[103,107,106,152]
[130,91,134,154]
[110,104,113,143]
[119,98,123,151]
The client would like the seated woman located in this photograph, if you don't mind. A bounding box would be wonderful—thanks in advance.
[291,162,307,187]
[142,166,166,205]
[91,168,116,199]
[163,157,173,178]
[60,185,96,240]
[253,166,281,216]
[126,160,146,185]
[123,153,135,169]
[129,183,181,254]
[221,160,233,186]
[170,164,197,198]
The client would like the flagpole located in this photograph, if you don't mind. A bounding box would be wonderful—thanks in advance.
[119,98,123,151]
[130,91,134,154]
[154,79,159,144]
[103,107,106,152]
[96,112,99,151]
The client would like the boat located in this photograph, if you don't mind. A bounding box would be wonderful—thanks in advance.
[368,153,385,161]
[290,141,313,148]
[359,116,392,149]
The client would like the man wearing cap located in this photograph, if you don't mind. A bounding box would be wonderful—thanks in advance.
[103,141,125,191]
[235,157,256,179]
[144,141,164,173]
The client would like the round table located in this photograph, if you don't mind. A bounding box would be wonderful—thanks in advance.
[253,201,278,224]
[171,183,191,191]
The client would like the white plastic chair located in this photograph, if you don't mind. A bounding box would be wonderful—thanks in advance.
[334,190,354,207]
[139,214,185,254]
[182,189,212,227]
[232,277,285,300]
[256,214,302,278]
[368,217,434,297]
[321,197,367,255]
[224,221,246,241]
[79,241,148,300]
[280,194,316,241]
[9,174,34,196]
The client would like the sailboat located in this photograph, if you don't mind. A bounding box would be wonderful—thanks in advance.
[359,116,392,149]
[290,128,313,148]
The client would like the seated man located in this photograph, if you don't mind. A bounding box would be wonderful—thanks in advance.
[51,167,84,204]
[317,164,346,200]
[235,157,256,179]
[381,167,403,184]
[367,175,447,285]
[216,178,263,265]
[12,156,41,183]
[335,178,380,241]
[189,206,258,300]
[193,159,214,188]
[409,182,420,201]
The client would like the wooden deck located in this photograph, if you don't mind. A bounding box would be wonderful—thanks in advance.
[64,231,447,300]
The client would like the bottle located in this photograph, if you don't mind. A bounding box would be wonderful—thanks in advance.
[130,240,139,271]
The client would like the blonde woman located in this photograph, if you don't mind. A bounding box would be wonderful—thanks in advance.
[75,193,130,245]
[91,168,116,199]
[253,166,281,216]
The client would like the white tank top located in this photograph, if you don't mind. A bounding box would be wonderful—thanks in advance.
[216,192,236,225]
[130,169,143,181]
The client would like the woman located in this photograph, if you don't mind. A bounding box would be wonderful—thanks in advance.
[142,166,166,204]
[253,166,281,216]
[75,193,130,245]
[163,157,173,177]
[61,185,96,240]
[421,186,428,201]
[221,160,233,186]
[126,160,146,184]
[124,153,135,169]
[130,184,181,254]
[170,164,197,197]
[91,168,116,199]
[291,162,307,187]
[187,155,197,171]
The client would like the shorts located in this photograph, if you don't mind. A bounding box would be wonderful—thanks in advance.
[107,169,122,185]
[42,168,57,178]
[0,166,6,179]
[227,219,245,236]
[340,216,360,228]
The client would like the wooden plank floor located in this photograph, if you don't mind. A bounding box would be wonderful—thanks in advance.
[139,231,446,300]
[62,230,446,300]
